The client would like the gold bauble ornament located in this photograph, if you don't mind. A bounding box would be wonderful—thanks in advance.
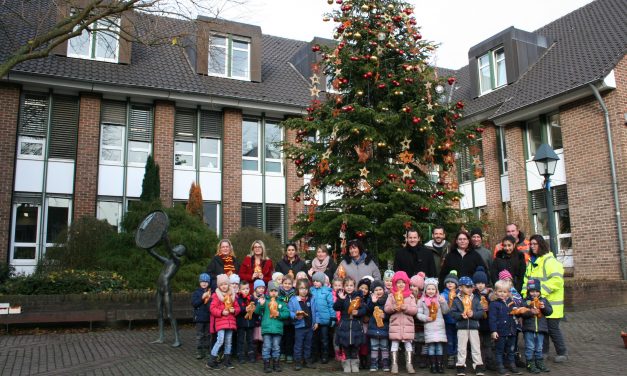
[370,55,378,62]
[361,4,369,11]
[354,32,362,39]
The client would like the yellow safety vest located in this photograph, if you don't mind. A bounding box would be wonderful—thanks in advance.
[522,253,564,318]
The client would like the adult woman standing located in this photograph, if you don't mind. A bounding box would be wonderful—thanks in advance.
[239,240,274,285]
[522,235,568,363]
[275,243,307,281]
[334,239,381,282]
[308,245,337,282]
[206,239,241,291]
[439,231,487,289]
[492,235,527,292]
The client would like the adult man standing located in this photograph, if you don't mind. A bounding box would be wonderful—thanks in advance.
[393,229,437,277]
[470,228,493,283]
[493,223,530,262]
[424,226,450,277]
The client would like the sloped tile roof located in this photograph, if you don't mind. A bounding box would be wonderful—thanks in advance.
[450,0,627,121]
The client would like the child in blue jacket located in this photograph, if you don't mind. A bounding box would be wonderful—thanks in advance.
[440,270,459,369]
[489,280,522,375]
[288,278,318,370]
[192,273,212,359]
[520,278,553,373]
[310,272,335,364]
[366,280,389,372]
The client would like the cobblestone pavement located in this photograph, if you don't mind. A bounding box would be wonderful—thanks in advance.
[1,305,625,376]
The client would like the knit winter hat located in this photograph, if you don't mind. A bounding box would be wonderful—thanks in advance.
[199,273,211,283]
[423,278,439,293]
[410,271,426,289]
[459,276,474,287]
[371,280,385,292]
[312,271,326,284]
[383,269,395,281]
[268,281,280,292]
[216,274,230,287]
[470,228,483,238]
[527,278,541,292]
[254,279,266,290]
[472,266,489,285]
[444,270,459,286]
[498,269,513,281]
[272,272,284,281]
[391,271,411,297]
[229,274,240,284]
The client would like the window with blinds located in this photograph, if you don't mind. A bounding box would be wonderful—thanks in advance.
[242,202,262,229]
[17,93,49,159]
[174,108,197,141]
[241,203,285,243]
[100,100,126,164]
[49,95,79,160]
[128,105,153,165]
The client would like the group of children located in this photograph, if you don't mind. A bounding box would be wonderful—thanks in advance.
[192,267,553,376]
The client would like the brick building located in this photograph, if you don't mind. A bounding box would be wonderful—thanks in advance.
[0,5,332,274]
[448,0,626,279]
[1,0,626,280]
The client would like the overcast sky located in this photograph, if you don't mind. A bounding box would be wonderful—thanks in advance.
[219,0,596,69]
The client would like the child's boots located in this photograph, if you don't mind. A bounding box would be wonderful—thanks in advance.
[406,351,416,374]
[391,351,399,374]
[535,358,550,372]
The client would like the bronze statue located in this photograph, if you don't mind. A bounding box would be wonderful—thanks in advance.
[136,210,185,347]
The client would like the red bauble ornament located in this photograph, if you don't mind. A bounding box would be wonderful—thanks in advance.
[447,77,456,85]
[392,80,400,87]
[342,105,354,112]
[295,159,302,166]
[453,113,461,120]
[294,196,301,202]
[412,116,421,124]
[456,101,464,109]
[467,134,476,140]
[378,83,386,89]
[311,45,321,52]
[476,127,485,133]
[356,231,366,239]
[350,56,360,61]
[404,78,414,84]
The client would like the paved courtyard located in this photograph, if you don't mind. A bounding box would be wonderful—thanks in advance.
[1,305,625,375]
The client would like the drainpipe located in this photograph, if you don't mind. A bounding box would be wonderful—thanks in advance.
[589,83,627,280]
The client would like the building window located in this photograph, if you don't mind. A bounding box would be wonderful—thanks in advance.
[496,127,508,174]
[174,141,195,167]
[18,136,45,159]
[11,203,39,260]
[265,121,283,174]
[68,17,120,62]
[241,202,285,243]
[203,202,219,233]
[97,200,122,231]
[527,113,563,158]
[200,138,220,170]
[18,93,48,159]
[45,198,70,249]
[530,185,571,257]
[242,119,260,171]
[458,141,483,184]
[100,124,125,164]
[127,105,153,166]
[208,35,250,80]
[478,47,507,95]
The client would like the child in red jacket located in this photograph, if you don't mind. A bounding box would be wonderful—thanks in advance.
[207,274,241,370]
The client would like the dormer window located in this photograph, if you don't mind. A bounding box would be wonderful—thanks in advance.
[68,17,120,62]
[208,35,250,80]
[478,47,507,95]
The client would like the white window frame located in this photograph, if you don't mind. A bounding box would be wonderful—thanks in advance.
[493,47,507,88]
[43,197,72,252]
[17,135,46,160]
[67,17,120,63]
[127,140,151,167]
[547,113,563,151]
[100,124,125,165]
[97,200,123,231]
[208,34,251,80]
[478,52,492,95]
[242,119,260,173]
[478,47,507,95]
[199,137,221,171]
[174,141,196,170]
[10,202,41,266]
[264,121,283,176]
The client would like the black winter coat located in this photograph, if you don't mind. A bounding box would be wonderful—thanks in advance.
[366,294,389,338]
[206,255,241,291]
[449,293,484,330]
[393,245,437,278]
[439,248,487,290]
[521,297,553,333]
[275,257,307,277]
[236,293,259,329]
[191,287,210,323]
[492,250,526,292]
[488,298,518,337]
[333,291,366,347]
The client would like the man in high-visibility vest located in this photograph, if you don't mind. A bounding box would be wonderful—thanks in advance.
[493,223,530,263]
[522,235,568,363]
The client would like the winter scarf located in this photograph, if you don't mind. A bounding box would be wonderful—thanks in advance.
[220,254,236,276]
[310,255,330,273]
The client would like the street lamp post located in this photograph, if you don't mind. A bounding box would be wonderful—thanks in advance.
[533,144,560,256]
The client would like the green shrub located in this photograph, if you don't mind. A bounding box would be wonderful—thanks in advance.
[0,263,15,284]
[0,270,128,295]
[229,227,284,262]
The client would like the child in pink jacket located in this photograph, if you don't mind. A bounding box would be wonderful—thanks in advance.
[384,271,418,374]
[207,274,241,370]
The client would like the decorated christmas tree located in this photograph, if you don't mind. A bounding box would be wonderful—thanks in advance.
[281,0,482,260]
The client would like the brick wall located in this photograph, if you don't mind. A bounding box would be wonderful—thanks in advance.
[73,93,101,219]
[0,84,20,263]
[222,108,242,238]
[481,121,505,226]
[153,101,174,207]
[285,128,303,240]
[560,55,627,279]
